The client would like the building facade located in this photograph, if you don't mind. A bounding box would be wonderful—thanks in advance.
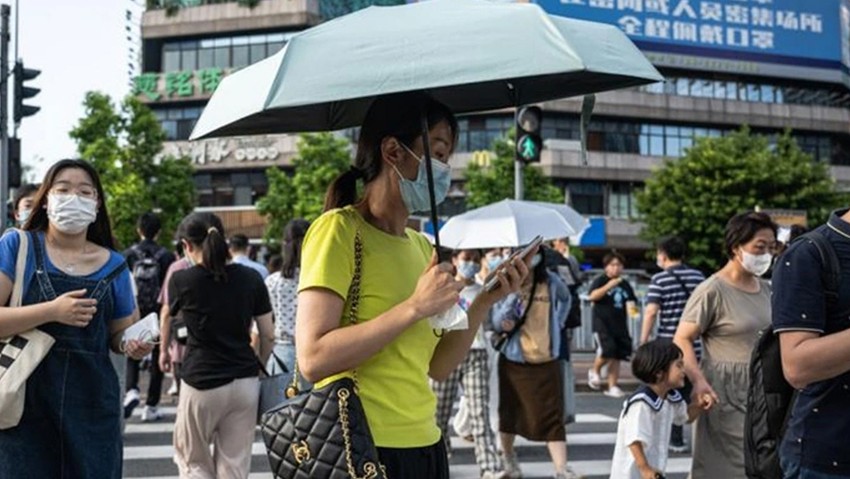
[138,0,850,265]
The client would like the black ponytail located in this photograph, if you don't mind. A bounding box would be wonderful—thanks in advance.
[322,92,458,212]
[281,218,310,279]
[323,167,363,211]
[177,212,230,282]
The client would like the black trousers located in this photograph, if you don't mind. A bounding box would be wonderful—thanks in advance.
[377,438,449,479]
[125,344,163,407]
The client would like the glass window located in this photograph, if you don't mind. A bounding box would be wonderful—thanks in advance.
[747,84,760,102]
[213,47,229,68]
[249,34,266,45]
[163,50,181,72]
[232,36,250,46]
[181,49,197,71]
[665,136,681,156]
[469,130,488,151]
[234,186,253,206]
[268,42,286,55]
[176,120,196,140]
[725,81,738,100]
[713,81,727,99]
[161,120,177,141]
[194,174,212,189]
[649,135,664,156]
[198,48,214,69]
[250,44,266,64]
[267,33,286,43]
[639,134,649,155]
[212,38,230,48]
[676,78,690,96]
[761,85,775,103]
[232,45,249,69]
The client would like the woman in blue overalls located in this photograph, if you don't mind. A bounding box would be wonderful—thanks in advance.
[0,159,152,478]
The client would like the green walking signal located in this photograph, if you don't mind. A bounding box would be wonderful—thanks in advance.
[516,106,542,163]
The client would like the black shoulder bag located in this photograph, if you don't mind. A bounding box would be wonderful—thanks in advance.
[260,227,387,479]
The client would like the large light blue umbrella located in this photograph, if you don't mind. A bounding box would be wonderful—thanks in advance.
[190,0,662,138]
[190,0,661,253]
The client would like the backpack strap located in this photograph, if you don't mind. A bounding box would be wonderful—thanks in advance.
[798,230,840,308]
[668,269,693,297]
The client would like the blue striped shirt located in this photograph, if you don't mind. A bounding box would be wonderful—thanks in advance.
[646,264,705,354]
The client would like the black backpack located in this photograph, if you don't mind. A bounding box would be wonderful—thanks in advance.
[744,230,841,479]
[131,245,167,317]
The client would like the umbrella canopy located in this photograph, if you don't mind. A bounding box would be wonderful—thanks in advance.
[439,200,580,249]
[190,0,662,139]
[527,201,589,237]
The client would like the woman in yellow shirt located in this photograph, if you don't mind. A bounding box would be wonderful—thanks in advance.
[296,92,528,479]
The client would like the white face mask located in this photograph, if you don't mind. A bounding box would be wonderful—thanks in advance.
[740,251,773,277]
[16,208,31,226]
[47,194,97,234]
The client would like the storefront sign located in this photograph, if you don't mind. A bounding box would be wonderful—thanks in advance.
[133,68,227,102]
[162,135,297,168]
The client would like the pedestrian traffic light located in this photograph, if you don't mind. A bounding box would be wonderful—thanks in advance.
[13,61,40,124]
[516,106,542,163]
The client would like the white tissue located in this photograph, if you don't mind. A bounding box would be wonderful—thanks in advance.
[428,302,469,331]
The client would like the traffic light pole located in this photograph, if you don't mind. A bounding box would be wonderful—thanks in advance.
[0,5,10,234]
[514,108,523,200]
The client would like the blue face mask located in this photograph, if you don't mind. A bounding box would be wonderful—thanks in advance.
[392,143,452,213]
[457,260,481,280]
[487,256,503,271]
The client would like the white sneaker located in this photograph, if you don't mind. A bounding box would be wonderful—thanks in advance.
[141,405,162,422]
[604,386,625,398]
[555,465,583,479]
[502,452,523,479]
[167,381,179,397]
[123,389,140,419]
[481,471,509,479]
[587,370,601,390]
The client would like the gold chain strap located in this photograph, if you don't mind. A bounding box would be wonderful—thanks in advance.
[338,387,382,479]
[285,225,363,399]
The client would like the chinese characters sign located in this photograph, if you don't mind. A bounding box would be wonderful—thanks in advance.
[535,0,844,68]
[133,68,226,102]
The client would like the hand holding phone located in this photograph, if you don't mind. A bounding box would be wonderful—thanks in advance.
[483,235,543,292]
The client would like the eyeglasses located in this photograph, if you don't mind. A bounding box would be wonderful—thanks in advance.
[49,185,97,200]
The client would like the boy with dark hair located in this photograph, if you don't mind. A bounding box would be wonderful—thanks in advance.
[588,251,637,397]
[610,340,708,479]
[123,212,175,422]
[640,236,705,452]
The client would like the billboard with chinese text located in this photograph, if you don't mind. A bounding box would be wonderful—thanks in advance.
[535,0,850,83]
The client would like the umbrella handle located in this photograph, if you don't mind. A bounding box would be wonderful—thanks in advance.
[420,111,445,264]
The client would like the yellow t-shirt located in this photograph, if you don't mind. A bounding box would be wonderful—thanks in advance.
[299,206,441,448]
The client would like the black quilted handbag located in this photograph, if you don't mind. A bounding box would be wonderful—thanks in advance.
[260,229,387,479]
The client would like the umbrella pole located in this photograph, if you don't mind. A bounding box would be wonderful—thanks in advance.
[420,111,445,263]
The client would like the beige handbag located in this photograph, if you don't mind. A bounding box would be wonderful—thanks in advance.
[0,230,55,429]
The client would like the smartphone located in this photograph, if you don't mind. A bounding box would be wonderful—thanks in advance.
[483,235,543,292]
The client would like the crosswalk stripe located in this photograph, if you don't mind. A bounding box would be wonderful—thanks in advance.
[139,457,693,479]
[123,412,617,435]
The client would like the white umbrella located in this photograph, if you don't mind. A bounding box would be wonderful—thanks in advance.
[439,199,578,249]
[528,201,590,238]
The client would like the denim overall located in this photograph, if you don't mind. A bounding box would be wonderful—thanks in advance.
[0,232,127,478]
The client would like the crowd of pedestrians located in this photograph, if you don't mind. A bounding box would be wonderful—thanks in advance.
[1,108,848,479]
